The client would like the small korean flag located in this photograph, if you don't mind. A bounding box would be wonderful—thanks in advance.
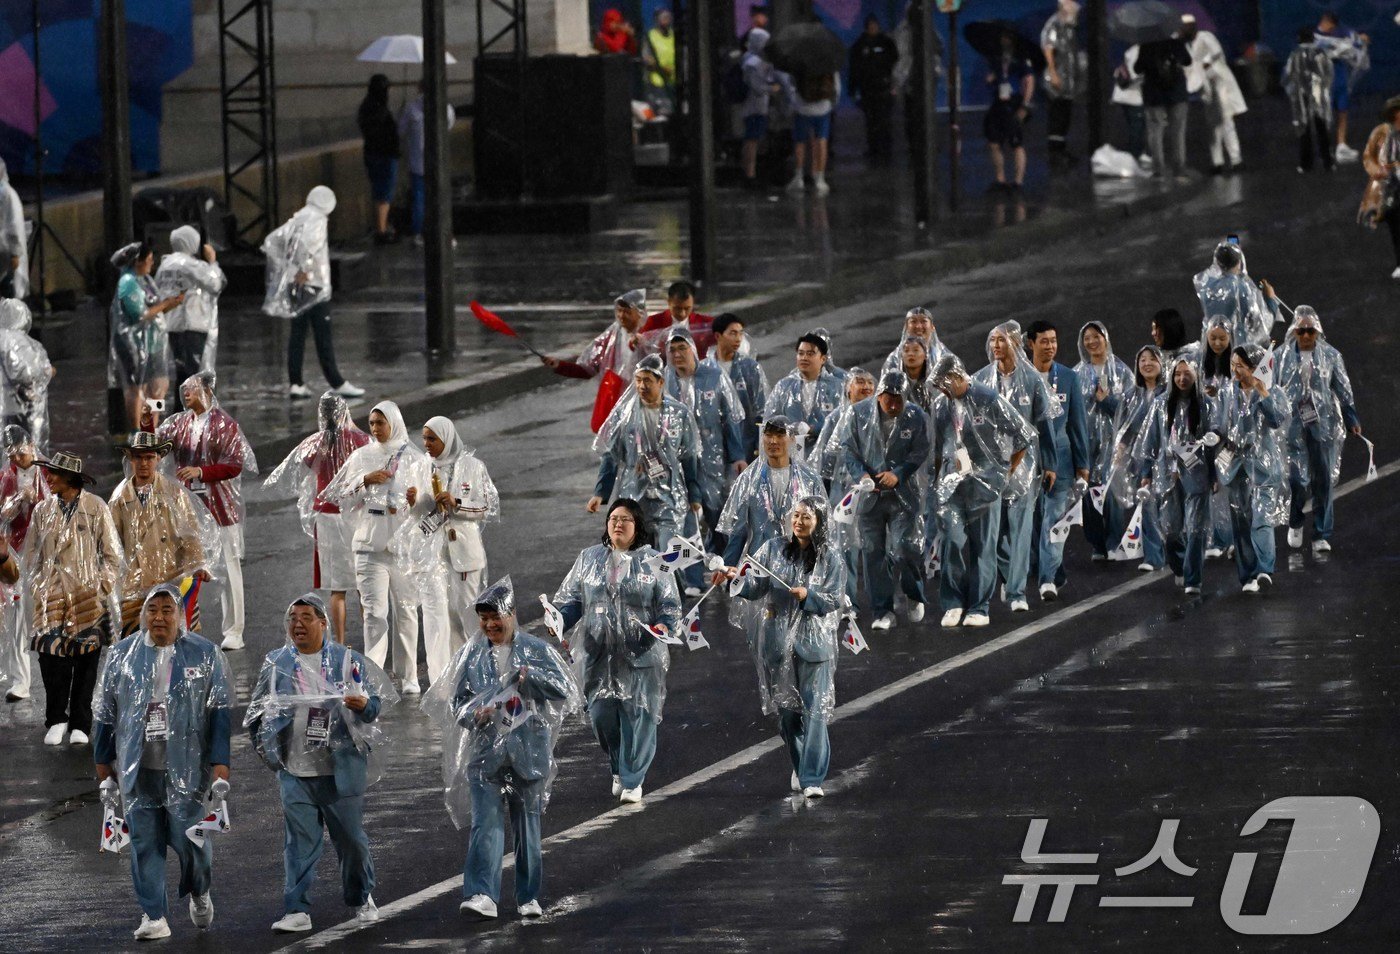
[1107,504,1144,561]
[841,618,869,655]
[642,621,684,646]
[1048,498,1084,545]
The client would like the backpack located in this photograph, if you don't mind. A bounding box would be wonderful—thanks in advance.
[723,57,749,104]
[797,72,836,103]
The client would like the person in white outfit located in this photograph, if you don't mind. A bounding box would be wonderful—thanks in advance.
[0,158,28,301]
[1182,15,1247,174]
[156,225,226,391]
[320,400,428,692]
[405,416,497,686]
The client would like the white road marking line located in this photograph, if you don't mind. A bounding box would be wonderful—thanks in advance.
[282,457,1397,950]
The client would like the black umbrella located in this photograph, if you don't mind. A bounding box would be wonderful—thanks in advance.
[1109,0,1181,45]
[766,22,847,75]
[963,20,1047,73]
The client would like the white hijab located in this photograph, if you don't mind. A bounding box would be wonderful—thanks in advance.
[371,400,408,450]
[423,415,462,468]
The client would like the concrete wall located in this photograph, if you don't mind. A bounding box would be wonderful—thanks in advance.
[161,0,589,175]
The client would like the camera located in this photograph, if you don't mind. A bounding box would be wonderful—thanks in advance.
[144,398,166,414]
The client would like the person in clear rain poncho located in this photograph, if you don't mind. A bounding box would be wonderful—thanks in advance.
[1074,321,1134,560]
[0,298,53,452]
[1041,0,1085,168]
[972,321,1060,613]
[1025,320,1089,600]
[716,415,827,570]
[727,496,843,798]
[262,392,371,644]
[157,374,257,651]
[156,225,226,391]
[110,242,183,432]
[702,314,769,462]
[1272,306,1361,553]
[262,186,364,400]
[0,425,47,700]
[109,431,218,636]
[246,593,398,934]
[1213,344,1288,592]
[23,450,124,746]
[404,415,499,684]
[814,369,875,606]
[0,158,28,300]
[542,289,651,432]
[1104,345,1167,570]
[1193,242,1281,349]
[318,400,429,691]
[663,330,744,592]
[928,355,1037,628]
[550,499,680,804]
[897,335,938,414]
[1199,315,1237,556]
[1284,29,1336,171]
[588,355,702,554]
[421,577,580,921]
[764,334,844,457]
[842,370,930,629]
[1132,357,1215,593]
[93,584,232,941]
[880,307,948,376]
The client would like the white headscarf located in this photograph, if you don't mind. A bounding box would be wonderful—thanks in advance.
[170,225,200,255]
[370,400,408,449]
[423,415,462,466]
[306,186,337,217]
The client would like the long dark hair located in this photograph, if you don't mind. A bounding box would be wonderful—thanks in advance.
[601,498,652,550]
[782,497,827,574]
[358,73,392,126]
[1152,308,1188,352]
[1202,323,1233,378]
[1165,360,1202,436]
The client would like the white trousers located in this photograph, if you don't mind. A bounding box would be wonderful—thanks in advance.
[1207,101,1241,166]
[417,566,486,685]
[355,549,417,682]
[1,589,31,696]
[219,524,245,640]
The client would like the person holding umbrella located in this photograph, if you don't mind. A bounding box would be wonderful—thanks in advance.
[977,26,1038,190]
[766,20,846,196]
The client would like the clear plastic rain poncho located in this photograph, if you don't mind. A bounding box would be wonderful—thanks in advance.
[92,585,233,814]
[421,577,582,828]
[21,478,124,653]
[401,416,499,593]
[0,426,47,547]
[319,400,430,559]
[1283,39,1334,128]
[663,334,744,514]
[928,355,1039,516]
[1040,1,1086,99]
[1274,309,1359,488]
[108,246,171,390]
[157,374,258,540]
[262,391,371,537]
[551,538,681,719]
[762,368,844,457]
[896,337,938,413]
[880,308,948,376]
[91,588,232,812]
[1073,321,1133,485]
[245,595,400,786]
[593,375,701,534]
[1130,359,1215,532]
[1197,314,1237,398]
[717,421,827,564]
[1213,344,1290,526]
[0,299,53,451]
[1193,243,1278,349]
[109,458,221,633]
[840,381,931,543]
[156,226,227,374]
[729,498,843,720]
[261,186,335,319]
[972,321,1056,500]
[0,158,28,300]
[1104,345,1167,508]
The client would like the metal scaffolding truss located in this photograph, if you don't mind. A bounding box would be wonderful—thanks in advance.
[218,0,279,247]
[475,0,529,194]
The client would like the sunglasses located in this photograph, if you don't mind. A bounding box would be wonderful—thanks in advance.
[1296,329,1318,335]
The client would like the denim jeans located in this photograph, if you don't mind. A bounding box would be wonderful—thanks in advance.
[465,774,543,904]
[588,697,657,789]
[278,771,375,913]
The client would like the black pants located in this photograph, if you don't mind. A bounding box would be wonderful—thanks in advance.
[1386,210,1400,266]
[1298,117,1334,171]
[169,331,208,393]
[1047,98,1073,154]
[288,301,345,388]
[39,652,100,732]
[861,92,894,159]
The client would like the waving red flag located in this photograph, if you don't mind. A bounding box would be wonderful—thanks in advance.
[470,301,544,357]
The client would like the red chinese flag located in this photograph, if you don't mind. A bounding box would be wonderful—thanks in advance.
[469,301,519,338]
[591,370,626,433]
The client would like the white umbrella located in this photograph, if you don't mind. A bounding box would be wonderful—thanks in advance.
[357,35,458,65]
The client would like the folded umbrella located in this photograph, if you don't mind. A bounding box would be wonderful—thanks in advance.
[1109,1,1181,46]
[766,22,847,76]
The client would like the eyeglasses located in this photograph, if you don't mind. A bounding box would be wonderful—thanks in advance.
[608,515,636,525]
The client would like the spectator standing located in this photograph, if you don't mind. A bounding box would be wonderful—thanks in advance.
[849,15,898,161]
[1285,28,1336,173]
[1314,10,1369,163]
[643,9,678,115]
[982,29,1037,191]
[1112,46,1147,166]
[786,70,840,196]
[594,9,639,56]
[1136,34,1192,181]
[156,226,226,394]
[358,74,400,245]
[398,82,457,247]
[1182,16,1247,174]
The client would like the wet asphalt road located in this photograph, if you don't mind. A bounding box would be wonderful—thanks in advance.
[3,130,1400,950]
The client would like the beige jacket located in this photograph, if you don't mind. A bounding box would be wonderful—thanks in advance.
[23,492,124,639]
[110,474,208,620]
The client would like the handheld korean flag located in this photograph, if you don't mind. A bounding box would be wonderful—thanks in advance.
[727,558,764,597]
[1107,503,1144,561]
[496,692,533,733]
[641,620,684,646]
[1088,484,1108,514]
[539,594,566,637]
[1048,497,1084,545]
[1359,436,1378,482]
[185,786,232,847]
[682,607,710,651]
[924,529,943,576]
[645,536,705,574]
[345,656,366,699]
[99,779,131,854]
[841,617,869,655]
[833,476,875,525]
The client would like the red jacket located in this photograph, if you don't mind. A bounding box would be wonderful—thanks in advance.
[641,309,715,359]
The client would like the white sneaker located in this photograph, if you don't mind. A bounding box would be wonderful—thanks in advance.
[1286,527,1303,548]
[962,613,990,628]
[355,896,379,923]
[1392,266,1400,280]
[1173,575,1184,588]
[1256,573,1272,587]
[43,722,67,746]
[400,682,422,696]
[802,786,825,798]
[271,912,313,933]
[940,608,963,628]
[518,899,544,918]
[190,892,214,928]
[332,381,367,398]
[1184,586,1201,595]
[1204,547,1223,559]
[288,384,312,399]
[907,602,925,623]
[460,895,498,919]
[870,613,895,631]
[813,177,831,196]
[134,915,171,941]
[619,785,643,804]
[785,174,805,193]
[1241,579,1260,594]
[1137,562,1156,572]
[1009,599,1029,612]
[68,729,89,746]
[1312,539,1331,553]
[1336,143,1359,163]
[5,687,29,701]
[1091,553,1107,562]
[790,771,800,793]
[1039,583,1058,601]
[220,636,244,651]
[611,775,622,797]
